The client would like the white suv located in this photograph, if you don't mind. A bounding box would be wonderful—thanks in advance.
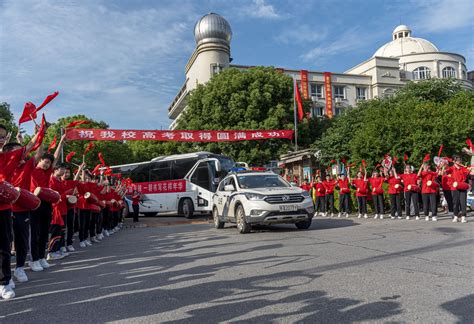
[212,171,314,233]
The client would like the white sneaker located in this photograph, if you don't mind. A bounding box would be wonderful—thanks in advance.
[115,226,120,231]
[104,230,110,237]
[358,214,362,218]
[432,217,438,222]
[415,216,420,220]
[60,251,69,258]
[461,216,467,223]
[92,237,100,243]
[374,214,378,219]
[66,245,75,252]
[337,213,341,218]
[363,214,368,219]
[397,216,402,219]
[425,216,429,221]
[98,234,104,240]
[452,216,458,223]
[330,213,334,217]
[79,241,87,248]
[14,267,28,283]
[406,216,410,220]
[0,285,15,300]
[29,260,43,272]
[47,252,63,261]
[380,215,384,220]
[314,212,319,217]
[391,216,395,219]
[85,240,92,246]
[60,246,67,253]
[8,279,15,289]
[39,258,50,269]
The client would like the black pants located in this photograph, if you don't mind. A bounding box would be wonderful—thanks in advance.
[12,211,30,268]
[325,194,335,214]
[444,190,453,212]
[48,224,63,253]
[315,196,326,213]
[404,192,419,216]
[422,193,437,216]
[96,211,103,234]
[30,201,52,261]
[102,208,110,231]
[339,193,350,213]
[133,204,139,222]
[453,190,467,217]
[111,211,119,228]
[373,194,384,214]
[79,209,91,242]
[357,196,367,214]
[74,209,80,233]
[66,208,75,246]
[0,209,13,285]
[389,194,402,217]
[90,212,98,238]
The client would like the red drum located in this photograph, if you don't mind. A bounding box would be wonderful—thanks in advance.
[394,184,400,189]
[357,188,367,195]
[0,181,20,204]
[372,188,384,195]
[453,181,469,190]
[89,204,101,213]
[407,185,420,192]
[106,200,114,208]
[67,195,78,205]
[34,187,60,204]
[341,188,351,194]
[14,188,41,210]
[97,200,106,208]
[84,192,99,204]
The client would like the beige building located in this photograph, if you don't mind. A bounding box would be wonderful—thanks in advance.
[168,14,472,129]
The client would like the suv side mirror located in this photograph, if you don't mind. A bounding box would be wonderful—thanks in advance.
[224,184,235,192]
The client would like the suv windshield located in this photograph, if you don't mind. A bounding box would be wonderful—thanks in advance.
[237,174,290,189]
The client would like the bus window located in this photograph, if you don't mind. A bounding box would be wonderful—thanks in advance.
[150,161,172,181]
[172,158,198,179]
[191,162,211,191]
[131,164,150,183]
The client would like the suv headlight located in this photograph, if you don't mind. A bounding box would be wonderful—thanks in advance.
[301,191,310,198]
[244,193,266,201]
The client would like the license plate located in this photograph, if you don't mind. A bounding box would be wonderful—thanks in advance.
[279,205,297,212]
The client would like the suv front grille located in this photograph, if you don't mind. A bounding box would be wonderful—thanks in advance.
[264,194,304,204]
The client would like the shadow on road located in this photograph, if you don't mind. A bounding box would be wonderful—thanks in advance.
[440,294,474,323]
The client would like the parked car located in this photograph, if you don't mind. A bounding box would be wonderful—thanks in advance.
[212,171,314,233]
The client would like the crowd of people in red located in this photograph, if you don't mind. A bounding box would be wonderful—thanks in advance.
[0,124,129,300]
[299,148,474,222]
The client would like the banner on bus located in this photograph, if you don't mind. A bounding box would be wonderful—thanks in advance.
[65,129,294,142]
[128,180,186,194]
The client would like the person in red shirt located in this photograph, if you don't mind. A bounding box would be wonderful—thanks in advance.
[337,171,350,217]
[369,170,385,219]
[399,165,420,220]
[77,170,94,248]
[312,176,326,216]
[418,162,440,221]
[62,166,80,252]
[384,168,403,219]
[131,190,142,222]
[323,174,337,217]
[29,134,66,271]
[447,155,472,223]
[351,169,368,218]
[440,162,454,215]
[299,179,311,192]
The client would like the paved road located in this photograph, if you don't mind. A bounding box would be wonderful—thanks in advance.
[1,214,473,323]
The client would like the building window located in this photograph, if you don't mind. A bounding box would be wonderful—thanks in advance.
[442,66,456,78]
[211,64,222,75]
[413,66,431,80]
[462,71,466,79]
[310,83,324,98]
[335,107,345,116]
[333,86,345,99]
[311,105,324,117]
[356,87,366,100]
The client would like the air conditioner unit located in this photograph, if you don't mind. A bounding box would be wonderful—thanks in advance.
[335,97,343,103]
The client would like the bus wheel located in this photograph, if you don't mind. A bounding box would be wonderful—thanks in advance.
[182,198,194,219]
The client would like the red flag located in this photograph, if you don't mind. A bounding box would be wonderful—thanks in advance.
[467,138,474,150]
[65,120,90,128]
[423,154,430,162]
[47,135,57,153]
[18,102,37,124]
[31,114,46,151]
[83,142,94,155]
[361,159,367,168]
[437,145,443,157]
[98,152,106,166]
[35,91,59,112]
[65,151,76,163]
[91,164,102,176]
[104,167,113,176]
[404,153,408,161]
[295,83,304,121]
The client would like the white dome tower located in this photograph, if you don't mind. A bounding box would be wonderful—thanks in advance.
[185,13,232,91]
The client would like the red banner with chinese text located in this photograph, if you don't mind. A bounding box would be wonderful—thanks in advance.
[128,180,186,194]
[324,72,333,118]
[65,129,294,142]
[300,70,309,100]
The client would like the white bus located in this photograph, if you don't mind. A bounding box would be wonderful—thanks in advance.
[111,152,235,218]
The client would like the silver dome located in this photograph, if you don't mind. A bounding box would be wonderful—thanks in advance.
[194,13,232,45]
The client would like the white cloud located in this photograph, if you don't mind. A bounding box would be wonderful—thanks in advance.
[243,0,281,19]
[0,0,197,131]
[275,25,328,44]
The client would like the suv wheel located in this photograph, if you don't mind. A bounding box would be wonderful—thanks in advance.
[181,198,194,219]
[213,207,225,229]
[236,205,251,234]
[295,219,312,230]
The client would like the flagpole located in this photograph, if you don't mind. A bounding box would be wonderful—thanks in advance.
[60,128,64,163]
[293,77,298,151]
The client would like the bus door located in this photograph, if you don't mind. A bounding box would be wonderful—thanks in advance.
[187,158,220,211]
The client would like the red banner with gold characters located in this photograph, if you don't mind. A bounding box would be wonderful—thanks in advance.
[127,180,186,194]
[65,129,294,142]
[300,70,309,99]
[324,72,333,118]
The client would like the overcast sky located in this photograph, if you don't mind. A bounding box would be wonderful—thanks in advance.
[1,0,472,133]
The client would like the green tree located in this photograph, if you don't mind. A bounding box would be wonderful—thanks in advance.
[0,102,18,135]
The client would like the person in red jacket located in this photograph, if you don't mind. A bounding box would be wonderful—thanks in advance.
[440,164,454,215]
[384,168,403,219]
[131,190,142,222]
[77,170,93,248]
[351,169,368,218]
[313,176,326,216]
[337,171,350,217]
[62,167,80,252]
[418,162,440,221]
[323,174,337,217]
[369,169,385,219]
[299,179,311,192]
[399,165,420,220]
[446,155,472,223]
